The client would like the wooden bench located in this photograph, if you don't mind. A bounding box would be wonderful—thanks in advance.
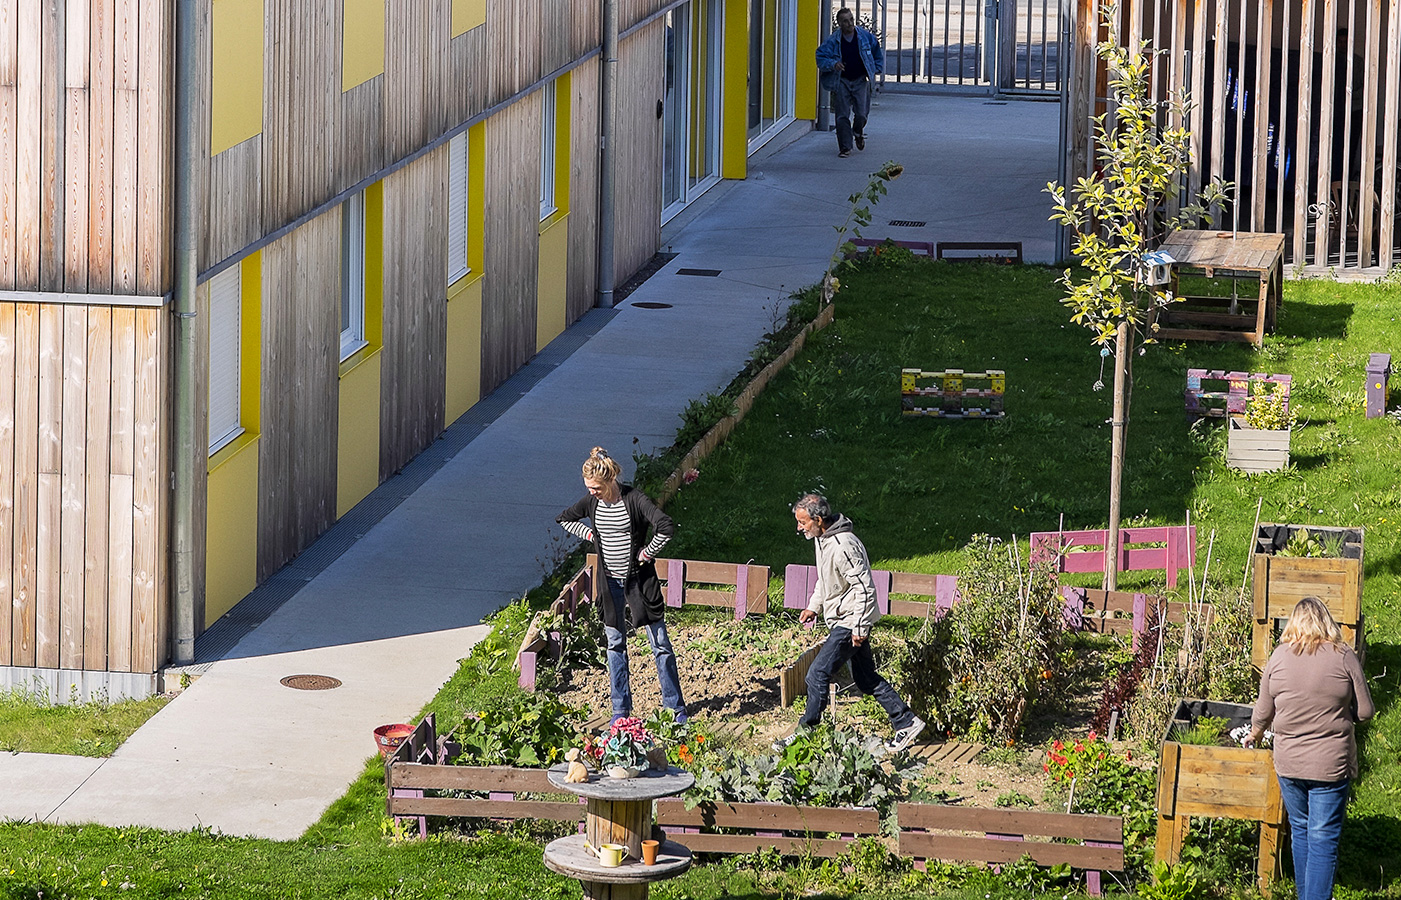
[898,803,1124,896]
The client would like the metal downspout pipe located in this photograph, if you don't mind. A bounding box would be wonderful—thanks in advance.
[597,0,619,307]
[171,0,198,666]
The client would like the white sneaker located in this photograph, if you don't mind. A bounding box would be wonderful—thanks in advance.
[885,716,926,754]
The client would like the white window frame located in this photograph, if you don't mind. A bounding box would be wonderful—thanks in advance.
[539,81,558,221]
[208,265,244,454]
[341,191,368,360]
[447,133,470,284]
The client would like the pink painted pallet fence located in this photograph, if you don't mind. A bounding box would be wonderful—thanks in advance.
[1061,587,1213,651]
[516,561,597,690]
[1184,370,1291,421]
[1030,526,1196,590]
[783,565,959,620]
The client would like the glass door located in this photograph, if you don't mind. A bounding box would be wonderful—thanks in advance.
[747,0,795,147]
[662,6,691,217]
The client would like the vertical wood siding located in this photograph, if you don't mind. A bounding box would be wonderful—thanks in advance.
[0,301,166,673]
[567,60,601,322]
[1067,0,1401,272]
[257,212,340,581]
[613,24,665,284]
[380,151,448,478]
[480,98,542,396]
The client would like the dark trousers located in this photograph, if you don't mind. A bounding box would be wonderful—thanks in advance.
[831,77,871,152]
[801,626,914,729]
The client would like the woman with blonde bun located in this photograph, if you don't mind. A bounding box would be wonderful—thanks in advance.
[557,447,686,723]
[1249,596,1373,900]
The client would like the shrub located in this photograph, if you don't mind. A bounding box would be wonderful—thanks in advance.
[449,692,585,768]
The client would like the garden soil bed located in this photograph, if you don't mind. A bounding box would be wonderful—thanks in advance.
[551,618,1112,812]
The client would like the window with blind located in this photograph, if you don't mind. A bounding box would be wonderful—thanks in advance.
[208,266,243,454]
[341,191,367,360]
[448,133,470,284]
[539,81,557,221]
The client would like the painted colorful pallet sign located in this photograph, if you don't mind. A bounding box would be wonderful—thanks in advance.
[901,367,1005,419]
[1184,369,1291,421]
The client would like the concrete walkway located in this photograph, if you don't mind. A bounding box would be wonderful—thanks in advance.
[0,93,1060,840]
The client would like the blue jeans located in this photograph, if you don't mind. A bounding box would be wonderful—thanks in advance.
[831,77,871,153]
[603,577,686,720]
[1277,775,1350,900]
[801,626,913,730]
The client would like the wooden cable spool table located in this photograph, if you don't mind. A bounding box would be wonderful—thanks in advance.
[543,763,694,899]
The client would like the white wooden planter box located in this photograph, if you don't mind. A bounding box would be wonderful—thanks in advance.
[1227,419,1290,473]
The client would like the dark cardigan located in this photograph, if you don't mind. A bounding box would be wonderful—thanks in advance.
[556,484,674,628]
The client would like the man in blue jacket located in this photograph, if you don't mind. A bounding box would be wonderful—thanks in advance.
[815,8,884,158]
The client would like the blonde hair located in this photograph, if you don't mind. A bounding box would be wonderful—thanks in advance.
[581,447,621,484]
[1278,596,1346,655]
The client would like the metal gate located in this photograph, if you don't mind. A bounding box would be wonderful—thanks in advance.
[844,0,1062,93]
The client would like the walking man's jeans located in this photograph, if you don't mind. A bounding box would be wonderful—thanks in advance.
[831,77,871,153]
[1277,775,1350,900]
[602,577,686,720]
[800,625,913,729]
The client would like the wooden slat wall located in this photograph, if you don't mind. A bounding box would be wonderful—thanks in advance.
[380,151,448,479]
[0,301,165,673]
[1068,0,1400,272]
[385,0,449,164]
[480,98,542,396]
[613,23,665,284]
[568,59,601,322]
[257,211,340,581]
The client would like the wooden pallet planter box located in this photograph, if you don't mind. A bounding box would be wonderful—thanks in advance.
[1227,419,1291,474]
[1184,369,1291,421]
[1251,524,1365,669]
[654,799,881,858]
[899,803,1124,897]
[1155,700,1283,894]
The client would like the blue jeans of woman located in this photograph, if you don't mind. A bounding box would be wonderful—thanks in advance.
[800,626,913,730]
[603,577,686,720]
[1277,775,1350,900]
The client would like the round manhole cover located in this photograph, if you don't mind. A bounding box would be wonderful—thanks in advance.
[631,301,673,309]
[280,674,342,690]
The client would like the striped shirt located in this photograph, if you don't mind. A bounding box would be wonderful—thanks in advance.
[559,497,671,578]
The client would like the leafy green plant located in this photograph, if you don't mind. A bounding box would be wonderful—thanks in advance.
[1169,715,1229,746]
[994,790,1035,808]
[820,161,904,304]
[1140,860,1204,900]
[1278,526,1342,558]
[449,692,584,768]
[899,536,1067,742]
[1241,380,1297,431]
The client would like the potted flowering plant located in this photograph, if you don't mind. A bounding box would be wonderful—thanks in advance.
[583,717,657,778]
[1227,381,1295,474]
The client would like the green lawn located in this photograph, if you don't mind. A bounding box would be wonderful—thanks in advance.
[4,258,1399,898]
[0,686,169,756]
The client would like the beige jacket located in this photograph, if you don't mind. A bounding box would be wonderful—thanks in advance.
[807,515,882,639]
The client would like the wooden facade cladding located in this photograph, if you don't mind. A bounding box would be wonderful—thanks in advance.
[1066,0,1401,273]
[0,302,168,674]
[0,0,171,295]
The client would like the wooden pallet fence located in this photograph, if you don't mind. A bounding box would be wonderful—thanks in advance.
[778,643,823,708]
[659,558,770,618]
[782,565,958,619]
[1060,587,1214,651]
[654,799,881,857]
[935,241,1023,264]
[385,716,585,836]
[1184,370,1291,422]
[516,560,598,690]
[657,303,836,506]
[845,238,936,257]
[898,803,1124,897]
[1030,526,1196,590]
[901,368,1006,419]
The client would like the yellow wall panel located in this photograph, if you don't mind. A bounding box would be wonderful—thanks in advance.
[343,0,386,91]
[445,275,483,424]
[337,350,382,517]
[211,0,265,156]
[536,218,568,352]
[451,0,487,37]
[205,438,260,626]
[721,0,748,179]
[795,0,818,119]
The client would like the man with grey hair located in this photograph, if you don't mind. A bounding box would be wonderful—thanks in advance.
[776,493,924,753]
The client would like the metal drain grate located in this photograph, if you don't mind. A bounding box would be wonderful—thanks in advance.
[888,220,927,227]
[280,674,343,690]
[676,268,722,276]
[631,301,674,309]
